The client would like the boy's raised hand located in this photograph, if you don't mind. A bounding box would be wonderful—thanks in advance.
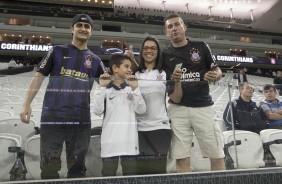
[99,73,111,87]
[127,75,138,91]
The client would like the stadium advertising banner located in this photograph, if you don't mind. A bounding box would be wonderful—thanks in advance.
[0,42,52,52]
[213,55,253,63]
[213,54,282,65]
[1,42,281,65]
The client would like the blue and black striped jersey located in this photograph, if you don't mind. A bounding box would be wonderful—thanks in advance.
[37,44,105,122]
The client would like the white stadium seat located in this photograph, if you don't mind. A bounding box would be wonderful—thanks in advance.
[223,130,265,169]
[0,110,14,120]
[30,110,42,128]
[0,103,24,117]
[0,133,22,181]
[260,129,282,167]
[24,135,68,180]
[0,118,36,148]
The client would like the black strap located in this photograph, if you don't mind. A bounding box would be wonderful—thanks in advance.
[224,140,242,148]
[263,139,282,147]
[223,140,241,170]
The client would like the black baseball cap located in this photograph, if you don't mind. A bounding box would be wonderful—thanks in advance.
[72,14,94,29]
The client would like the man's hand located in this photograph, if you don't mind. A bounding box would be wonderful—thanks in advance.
[171,69,182,82]
[20,105,32,124]
[204,70,218,83]
[124,47,135,61]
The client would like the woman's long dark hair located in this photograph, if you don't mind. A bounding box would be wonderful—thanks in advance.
[137,36,163,73]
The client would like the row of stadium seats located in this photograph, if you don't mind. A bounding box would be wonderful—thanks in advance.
[1,127,281,181]
[167,129,282,172]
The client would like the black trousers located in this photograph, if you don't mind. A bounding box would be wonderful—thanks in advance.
[40,119,91,179]
[135,129,172,175]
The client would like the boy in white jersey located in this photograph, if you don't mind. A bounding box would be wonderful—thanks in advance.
[93,54,146,176]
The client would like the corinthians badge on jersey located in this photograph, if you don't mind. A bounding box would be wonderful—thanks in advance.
[127,92,134,101]
[190,48,201,63]
[84,55,93,69]
[156,74,164,80]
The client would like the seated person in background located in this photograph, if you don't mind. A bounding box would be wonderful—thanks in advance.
[260,84,282,129]
[273,71,282,96]
[232,73,238,79]
[237,68,248,84]
[255,68,262,75]
[16,60,24,67]
[223,82,267,133]
[8,58,17,69]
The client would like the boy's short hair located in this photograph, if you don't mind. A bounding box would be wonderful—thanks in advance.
[263,84,276,91]
[109,54,133,74]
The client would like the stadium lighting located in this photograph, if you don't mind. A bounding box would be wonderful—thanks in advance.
[250,9,254,21]
[162,1,166,11]
[185,3,189,13]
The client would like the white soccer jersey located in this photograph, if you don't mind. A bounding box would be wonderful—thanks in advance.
[135,69,171,131]
[93,82,146,158]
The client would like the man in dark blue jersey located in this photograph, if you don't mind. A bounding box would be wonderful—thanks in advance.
[163,14,225,173]
[20,14,105,179]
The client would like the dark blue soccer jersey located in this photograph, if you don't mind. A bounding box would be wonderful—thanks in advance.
[37,44,105,122]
